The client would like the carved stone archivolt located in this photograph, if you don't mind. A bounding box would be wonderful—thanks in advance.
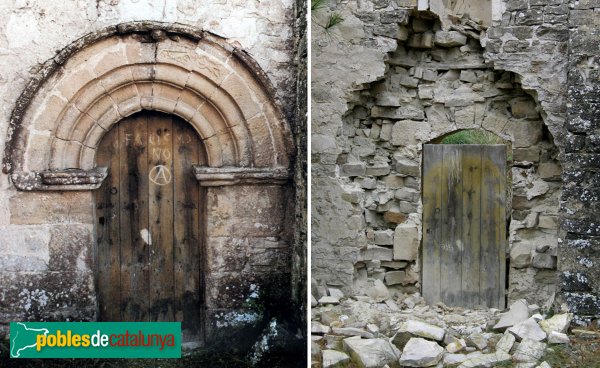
[5,22,294,190]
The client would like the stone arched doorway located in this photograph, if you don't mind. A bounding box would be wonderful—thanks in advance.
[4,22,294,346]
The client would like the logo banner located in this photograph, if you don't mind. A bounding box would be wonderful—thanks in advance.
[10,322,181,358]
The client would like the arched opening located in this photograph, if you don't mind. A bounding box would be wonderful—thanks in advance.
[95,110,206,344]
[331,13,561,310]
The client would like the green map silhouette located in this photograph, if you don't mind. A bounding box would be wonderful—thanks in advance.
[10,322,49,358]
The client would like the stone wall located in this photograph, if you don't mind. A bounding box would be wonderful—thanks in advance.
[0,0,302,353]
[558,0,600,322]
[313,4,561,308]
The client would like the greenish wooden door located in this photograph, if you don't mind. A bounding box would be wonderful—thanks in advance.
[422,144,506,308]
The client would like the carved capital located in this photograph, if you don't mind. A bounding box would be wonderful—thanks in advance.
[11,167,108,191]
[192,166,289,186]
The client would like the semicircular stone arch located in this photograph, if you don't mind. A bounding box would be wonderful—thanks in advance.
[5,22,293,190]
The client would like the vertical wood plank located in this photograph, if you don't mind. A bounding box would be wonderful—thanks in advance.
[173,118,202,341]
[422,145,443,305]
[460,145,482,308]
[480,145,506,308]
[148,114,175,321]
[119,114,150,321]
[440,145,463,306]
[96,126,121,321]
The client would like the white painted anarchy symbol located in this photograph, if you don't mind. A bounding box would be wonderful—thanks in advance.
[149,165,172,185]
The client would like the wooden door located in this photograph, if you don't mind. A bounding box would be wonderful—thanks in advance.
[422,144,506,308]
[95,111,205,343]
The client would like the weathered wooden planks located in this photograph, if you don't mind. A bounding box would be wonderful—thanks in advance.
[422,144,506,309]
[422,145,443,305]
[119,114,150,321]
[96,111,204,341]
[173,120,203,342]
[460,145,482,307]
[96,126,121,321]
[480,145,506,308]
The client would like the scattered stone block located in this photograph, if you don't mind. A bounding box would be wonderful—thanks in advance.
[312,322,331,334]
[508,317,547,341]
[495,332,515,353]
[319,296,341,305]
[399,320,445,341]
[446,337,467,353]
[444,353,468,365]
[494,299,529,330]
[328,287,345,299]
[512,338,547,362]
[457,352,511,368]
[547,331,570,344]
[466,332,488,350]
[332,327,374,339]
[343,337,400,368]
[539,313,572,334]
[399,337,444,367]
[322,349,350,368]
[366,279,390,302]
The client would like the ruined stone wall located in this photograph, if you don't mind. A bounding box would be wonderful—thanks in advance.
[0,0,300,349]
[313,3,561,308]
[485,0,600,321]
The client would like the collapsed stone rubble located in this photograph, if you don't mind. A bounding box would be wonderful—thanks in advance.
[312,289,583,368]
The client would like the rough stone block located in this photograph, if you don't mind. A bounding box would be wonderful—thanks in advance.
[391,120,430,146]
[418,85,434,99]
[513,148,540,163]
[359,245,393,262]
[538,162,561,180]
[384,211,408,224]
[384,270,406,285]
[408,32,434,49]
[10,192,94,225]
[341,163,366,177]
[510,97,539,119]
[434,31,467,47]
[508,119,543,148]
[532,253,557,269]
[510,243,532,269]
[366,164,391,177]
[395,188,419,202]
[374,229,394,245]
[395,157,419,177]
[393,223,419,261]
[459,70,478,83]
